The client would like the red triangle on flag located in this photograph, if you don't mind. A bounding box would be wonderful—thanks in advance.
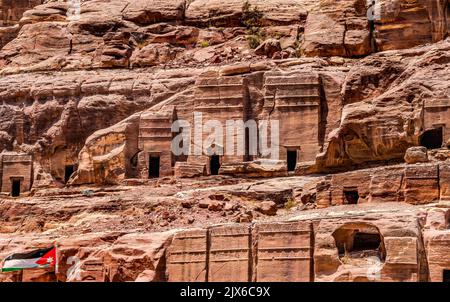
[35,247,56,266]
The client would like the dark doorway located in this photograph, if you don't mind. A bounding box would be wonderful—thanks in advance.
[333,223,385,261]
[344,190,359,204]
[443,270,450,282]
[65,165,75,183]
[287,150,297,172]
[420,127,443,149]
[210,155,220,175]
[11,179,21,197]
[353,232,382,252]
[148,156,160,178]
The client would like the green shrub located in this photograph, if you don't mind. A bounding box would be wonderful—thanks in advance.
[241,1,264,49]
[284,198,298,210]
[198,40,210,48]
[242,1,263,29]
[246,34,262,49]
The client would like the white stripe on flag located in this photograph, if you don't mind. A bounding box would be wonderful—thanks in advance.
[2,258,40,270]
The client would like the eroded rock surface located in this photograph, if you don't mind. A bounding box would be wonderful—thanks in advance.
[0,0,449,282]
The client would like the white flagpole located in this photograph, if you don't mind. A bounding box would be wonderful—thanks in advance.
[55,242,59,282]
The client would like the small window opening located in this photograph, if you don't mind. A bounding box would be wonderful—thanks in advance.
[344,190,359,204]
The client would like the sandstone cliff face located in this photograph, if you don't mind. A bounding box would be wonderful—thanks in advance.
[0,1,45,48]
[316,40,450,171]
[70,39,450,184]
[1,0,449,73]
[0,0,448,185]
[0,1,447,178]
[0,199,448,282]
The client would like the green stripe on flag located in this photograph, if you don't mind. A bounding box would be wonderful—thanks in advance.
[1,267,23,272]
[1,258,40,271]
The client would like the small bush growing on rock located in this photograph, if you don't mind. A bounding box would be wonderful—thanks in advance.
[247,34,263,49]
[242,1,263,29]
[284,198,298,210]
[198,40,210,48]
[242,1,264,49]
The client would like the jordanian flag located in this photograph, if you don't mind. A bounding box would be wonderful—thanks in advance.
[1,247,56,272]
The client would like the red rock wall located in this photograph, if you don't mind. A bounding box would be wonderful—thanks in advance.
[192,76,249,170]
[0,0,44,48]
[167,229,208,282]
[318,164,443,207]
[0,0,43,26]
[254,222,313,282]
[1,207,448,282]
[0,153,33,194]
[263,72,321,162]
[166,221,313,282]
[137,106,175,178]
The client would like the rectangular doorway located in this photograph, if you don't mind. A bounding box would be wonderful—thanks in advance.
[210,155,220,175]
[444,270,450,282]
[149,156,160,178]
[344,188,359,204]
[287,150,297,172]
[11,179,21,197]
[65,165,75,183]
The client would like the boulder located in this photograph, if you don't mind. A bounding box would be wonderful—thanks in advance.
[122,0,186,25]
[404,147,429,164]
[302,12,347,57]
[220,160,288,178]
[208,200,224,211]
[255,39,282,58]
[103,231,176,282]
[256,201,277,216]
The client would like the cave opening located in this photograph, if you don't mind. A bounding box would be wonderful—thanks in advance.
[444,270,450,282]
[352,232,382,252]
[11,179,21,197]
[287,150,297,172]
[333,223,385,262]
[64,165,75,183]
[210,155,220,175]
[420,127,443,149]
[344,189,359,204]
[148,155,160,178]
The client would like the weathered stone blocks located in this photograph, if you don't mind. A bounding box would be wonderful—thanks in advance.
[255,221,312,282]
[167,229,208,282]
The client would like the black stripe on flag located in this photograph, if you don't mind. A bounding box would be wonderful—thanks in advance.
[5,247,54,261]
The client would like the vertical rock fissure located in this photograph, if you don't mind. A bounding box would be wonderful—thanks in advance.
[204,226,211,282]
[446,0,450,38]
[342,13,349,57]
[243,77,252,161]
[310,222,315,282]
[417,219,430,282]
[318,74,328,150]
[368,14,378,53]
[248,223,255,282]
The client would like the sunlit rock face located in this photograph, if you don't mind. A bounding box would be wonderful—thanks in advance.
[0,0,449,283]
